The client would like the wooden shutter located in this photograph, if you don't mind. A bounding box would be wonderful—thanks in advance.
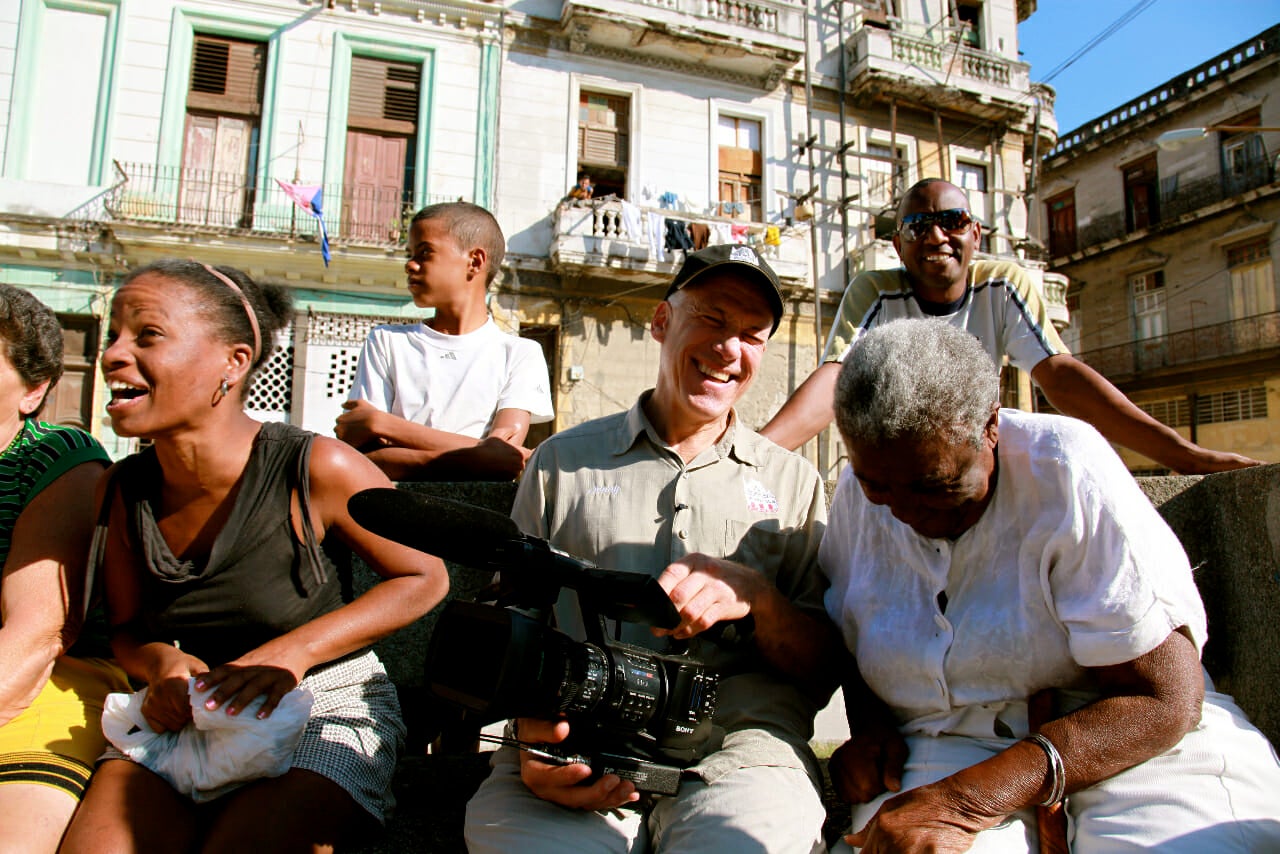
[578,91,628,168]
[187,35,264,116]
[349,56,419,135]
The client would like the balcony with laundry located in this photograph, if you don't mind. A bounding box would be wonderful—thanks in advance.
[558,0,805,88]
[549,195,810,289]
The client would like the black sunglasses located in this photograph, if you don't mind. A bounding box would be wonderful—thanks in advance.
[897,208,975,241]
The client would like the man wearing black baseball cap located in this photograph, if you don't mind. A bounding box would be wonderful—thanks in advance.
[666,243,785,334]
[465,244,841,853]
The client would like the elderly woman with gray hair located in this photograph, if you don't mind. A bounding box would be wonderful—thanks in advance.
[820,318,1280,853]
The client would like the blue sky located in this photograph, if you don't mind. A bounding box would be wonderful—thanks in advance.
[1018,0,1280,134]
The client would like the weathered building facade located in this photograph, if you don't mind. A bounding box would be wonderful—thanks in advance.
[489,0,1059,475]
[1,0,1061,473]
[1037,25,1279,471]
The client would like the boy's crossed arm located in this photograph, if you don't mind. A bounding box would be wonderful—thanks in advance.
[335,399,531,481]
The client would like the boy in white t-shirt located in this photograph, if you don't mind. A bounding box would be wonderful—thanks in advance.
[336,202,553,480]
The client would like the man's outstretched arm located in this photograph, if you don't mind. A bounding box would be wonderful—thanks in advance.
[759,361,842,451]
[1031,354,1263,474]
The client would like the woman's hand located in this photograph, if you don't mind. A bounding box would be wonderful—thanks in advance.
[195,643,308,719]
[516,717,639,811]
[195,663,301,720]
[141,647,208,732]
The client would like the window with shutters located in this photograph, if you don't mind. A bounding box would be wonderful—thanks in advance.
[343,56,421,243]
[1131,271,1166,339]
[180,34,265,228]
[1123,155,1160,232]
[577,90,629,199]
[1227,239,1276,319]
[718,116,762,222]
[955,161,989,252]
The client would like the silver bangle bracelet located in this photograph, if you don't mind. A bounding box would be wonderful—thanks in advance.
[1025,732,1067,806]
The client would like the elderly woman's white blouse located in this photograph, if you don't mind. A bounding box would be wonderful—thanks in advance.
[821,409,1206,739]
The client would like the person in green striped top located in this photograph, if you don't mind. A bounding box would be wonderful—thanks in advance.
[0,284,127,854]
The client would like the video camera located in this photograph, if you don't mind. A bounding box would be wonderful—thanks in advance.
[348,489,724,795]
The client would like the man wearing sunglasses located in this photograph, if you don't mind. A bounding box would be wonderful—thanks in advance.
[761,178,1261,474]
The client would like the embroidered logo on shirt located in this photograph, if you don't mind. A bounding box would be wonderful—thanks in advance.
[729,246,760,266]
[744,478,778,513]
[586,484,621,497]
[440,352,457,360]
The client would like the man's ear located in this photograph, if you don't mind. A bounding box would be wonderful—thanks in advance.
[891,232,902,257]
[651,300,672,343]
[983,405,999,448]
[468,246,487,281]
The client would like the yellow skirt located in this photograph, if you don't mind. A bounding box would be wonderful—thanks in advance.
[0,656,130,799]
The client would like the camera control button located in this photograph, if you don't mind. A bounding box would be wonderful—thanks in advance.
[677,529,688,539]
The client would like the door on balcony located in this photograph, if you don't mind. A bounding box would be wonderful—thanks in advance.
[1131,270,1167,370]
[718,116,762,222]
[1123,156,1160,233]
[180,35,264,228]
[577,90,629,200]
[1046,190,1077,257]
[344,56,419,243]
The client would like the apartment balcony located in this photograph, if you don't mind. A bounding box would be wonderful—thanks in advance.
[550,198,810,289]
[559,0,804,88]
[1041,271,1070,330]
[102,162,451,249]
[846,25,1032,122]
[1061,162,1277,258]
[1076,311,1280,381]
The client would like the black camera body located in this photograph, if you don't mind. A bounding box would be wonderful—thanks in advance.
[427,599,720,770]
[345,488,727,794]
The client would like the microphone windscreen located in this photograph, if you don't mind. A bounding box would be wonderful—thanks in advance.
[348,488,521,566]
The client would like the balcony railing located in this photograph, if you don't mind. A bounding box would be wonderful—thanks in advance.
[550,197,810,284]
[1066,162,1276,255]
[1076,311,1280,378]
[848,25,1030,103]
[104,162,457,247]
[1048,24,1280,159]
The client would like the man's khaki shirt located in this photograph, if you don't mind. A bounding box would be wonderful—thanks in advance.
[511,393,830,784]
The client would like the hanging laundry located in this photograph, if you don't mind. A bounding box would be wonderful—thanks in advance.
[658,192,680,210]
[619,200,643,241]
[711,222,733,246]
[665,219,694,252]
[764,225,781,246]
[647,211,666,263]
[688,222,711,251]
[730,223,749,244]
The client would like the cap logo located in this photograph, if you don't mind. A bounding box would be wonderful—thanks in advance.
[729,246,759,266]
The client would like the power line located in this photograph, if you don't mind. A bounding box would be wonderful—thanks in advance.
[903,0,1164,177]
[1038,0,1162,84]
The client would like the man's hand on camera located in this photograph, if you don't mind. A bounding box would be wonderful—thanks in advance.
[516,717,640,810]
[653,554,767,640]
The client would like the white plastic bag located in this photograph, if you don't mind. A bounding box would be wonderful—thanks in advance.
[102,678,314,802]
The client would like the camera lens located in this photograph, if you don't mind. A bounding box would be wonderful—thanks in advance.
[557,643,609,714]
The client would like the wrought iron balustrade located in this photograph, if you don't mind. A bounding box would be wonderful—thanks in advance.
[1076,311,1280,378]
